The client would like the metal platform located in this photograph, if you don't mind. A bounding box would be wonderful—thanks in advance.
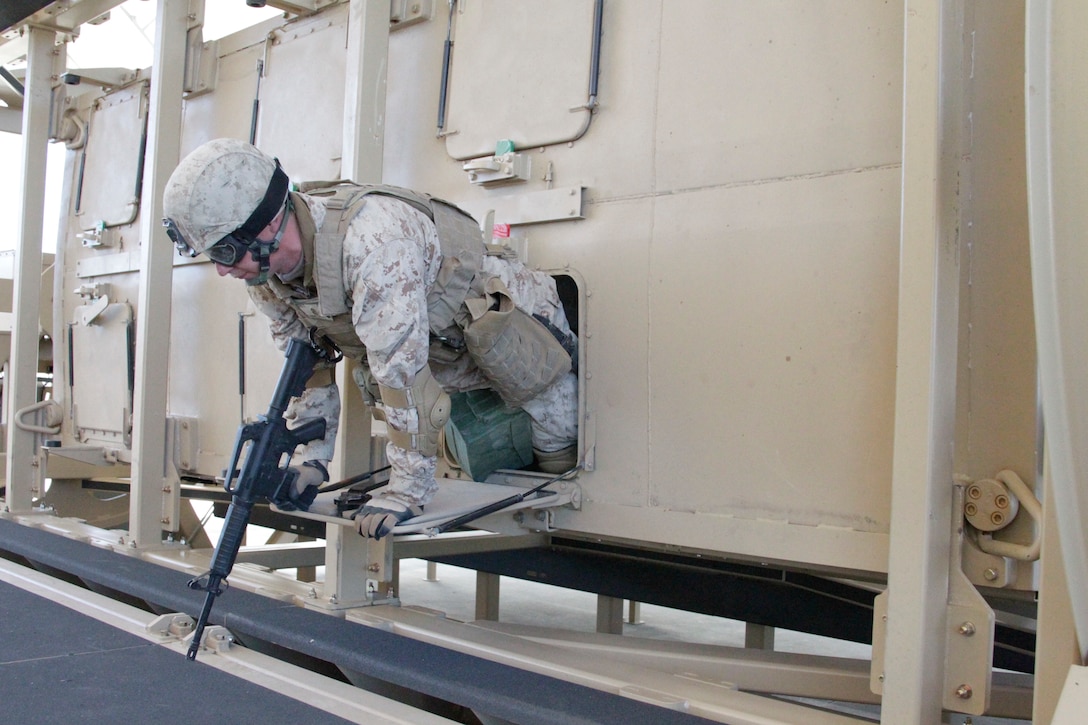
[276,477,579,535]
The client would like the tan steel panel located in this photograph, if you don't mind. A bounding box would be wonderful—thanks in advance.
[254,4,348,180]
[76,82,147,229]
[554,201,653,507]
[443,0,596,160]
[648,169,900,530]
[655,0,904,192]
[167,261,265,473]
[71,302,132,445]
[181,40,266,152]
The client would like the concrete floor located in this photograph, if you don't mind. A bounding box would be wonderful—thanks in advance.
[391,559,1029,725]
[394,558,873,658]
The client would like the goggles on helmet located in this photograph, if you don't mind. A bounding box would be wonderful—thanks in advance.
[162,158,291,266]
[207,194,293,264]
[203,233,254,266]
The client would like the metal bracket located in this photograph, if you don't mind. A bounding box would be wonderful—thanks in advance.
[871,483,995,715]
[146,612,195,641]
[194,625,235,654]
[73,290,109,326]
[942,484,995,715]
[390,0,433,28]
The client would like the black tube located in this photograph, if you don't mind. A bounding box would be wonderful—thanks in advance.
[436,0,456,132]
[133,114,148,202]
[249,60,263,145]
[237,315,246,398]
[434,466,581,534]
[66,323,74,389]
[318,464,392,495]
[74,150,86,213]
[588,0,603,102]
[125,320,135,406]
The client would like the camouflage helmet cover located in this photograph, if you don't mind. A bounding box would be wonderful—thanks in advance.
[162,138,283,254]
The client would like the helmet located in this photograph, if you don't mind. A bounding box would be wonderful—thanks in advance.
[162,138,290,272]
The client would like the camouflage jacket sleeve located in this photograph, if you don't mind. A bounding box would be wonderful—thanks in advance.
[342,196,443,504]
[247,283,340,463]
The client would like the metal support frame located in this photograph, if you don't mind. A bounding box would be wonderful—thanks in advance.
[320,0,391,607]
[873,485,996,716]
[4,23,55,514]
[320,524,396,607]
[341,0,388,184]
[878,1,970,721]
[127,0,188,548]
[475,570,500,621]
[745,623,775,651]
[596,594,623,634]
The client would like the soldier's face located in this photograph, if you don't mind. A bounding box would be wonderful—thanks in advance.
[215,207,297,281]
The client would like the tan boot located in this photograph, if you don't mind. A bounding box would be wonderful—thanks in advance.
[534,444,577,474]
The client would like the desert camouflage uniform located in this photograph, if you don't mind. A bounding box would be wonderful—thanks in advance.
[249,193,577,506]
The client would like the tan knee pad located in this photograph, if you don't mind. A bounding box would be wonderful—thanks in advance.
[377,365,451,457]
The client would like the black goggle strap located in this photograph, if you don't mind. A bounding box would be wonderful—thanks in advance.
[236,159,289,239]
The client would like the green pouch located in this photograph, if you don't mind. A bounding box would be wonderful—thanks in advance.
[444,389,534,481]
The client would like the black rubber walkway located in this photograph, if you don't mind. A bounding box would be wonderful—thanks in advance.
[0,577,354,724]
[0,517,719,725]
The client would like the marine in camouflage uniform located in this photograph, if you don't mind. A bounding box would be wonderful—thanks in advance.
[162,138,577,538]
[251,192,579,506]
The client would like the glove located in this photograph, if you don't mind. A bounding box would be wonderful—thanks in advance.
[272,460,329,512]
[352,496,422,540]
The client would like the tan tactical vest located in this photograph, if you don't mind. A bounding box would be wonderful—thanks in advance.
[267,181,485,360]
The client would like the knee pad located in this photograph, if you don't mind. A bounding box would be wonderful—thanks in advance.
[377,365,451,457]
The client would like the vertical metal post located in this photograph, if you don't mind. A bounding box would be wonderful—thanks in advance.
[342,0,388,183]
[475,571,500,621]
[324,0,390,602]
[127,0,188,547]
[596,595,623,634]
[745,623,775,650]
[4,24,54,514]
[879,1,964,722]
[324,525,393,604]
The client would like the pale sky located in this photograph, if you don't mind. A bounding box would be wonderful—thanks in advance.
[0,1,280,252]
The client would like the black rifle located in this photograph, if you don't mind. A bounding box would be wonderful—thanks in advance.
[186,338,329,661]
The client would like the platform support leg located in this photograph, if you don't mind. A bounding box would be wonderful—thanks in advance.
[597,594,624,634]
[745,623,776,650]
[475,571,500,621]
